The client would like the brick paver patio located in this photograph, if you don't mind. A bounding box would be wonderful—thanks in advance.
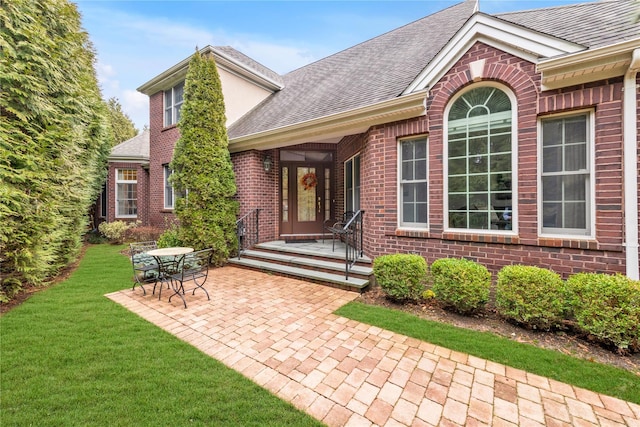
[107,266,640,426]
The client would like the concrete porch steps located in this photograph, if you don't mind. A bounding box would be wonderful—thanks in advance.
[228,240,372,292]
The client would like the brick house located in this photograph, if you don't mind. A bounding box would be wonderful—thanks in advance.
[105,0,640,280]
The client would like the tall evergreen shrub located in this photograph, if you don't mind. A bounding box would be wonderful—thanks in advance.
[170,50,239,264]
[0,0,112,289]
[107,97,138,145]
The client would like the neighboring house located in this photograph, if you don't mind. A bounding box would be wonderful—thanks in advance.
[105,0,640,279]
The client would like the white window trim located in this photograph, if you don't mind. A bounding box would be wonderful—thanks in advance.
[537,109,596,239]
[443,82,518,235]
[397,136,429,230]
[164,165,174,210]
[164,81,184,127]
[115,168,137,219]
[344,153,361,213]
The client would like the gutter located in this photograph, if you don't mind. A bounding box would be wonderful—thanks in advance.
[623,48,640,280]
[228,91,427,152]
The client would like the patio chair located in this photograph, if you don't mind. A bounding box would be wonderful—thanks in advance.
[167,248,213,309]
[130,241,159,296]
[323,211,355,251]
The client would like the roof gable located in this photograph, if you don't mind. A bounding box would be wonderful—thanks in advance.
[403,13,584,94]
[137,45,283,95]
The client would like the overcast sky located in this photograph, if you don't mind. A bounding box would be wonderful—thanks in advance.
[75,0,581,131]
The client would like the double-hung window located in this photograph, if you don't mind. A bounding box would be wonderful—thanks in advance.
[164,165,174,209]
[540,112,593,236]
[446,85,514,231]
[345,155,361,212]
[164,81,184,126]
[399,137,428,228]
[116,169,137,218]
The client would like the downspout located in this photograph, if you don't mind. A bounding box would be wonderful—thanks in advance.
[623,48,640,280]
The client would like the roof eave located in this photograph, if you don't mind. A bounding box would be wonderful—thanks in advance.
[538,37,640,90]
[108,155,149,164]
[137,46,284,95]
[228,91,427,153]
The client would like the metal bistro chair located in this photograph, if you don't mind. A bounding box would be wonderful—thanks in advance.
[129,241,159,295]
[166,248,213,309]
[323,211,355,251]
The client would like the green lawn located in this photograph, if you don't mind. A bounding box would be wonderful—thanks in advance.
[2,244,638,427]
[336,302,640,404]
[0,244,323,427]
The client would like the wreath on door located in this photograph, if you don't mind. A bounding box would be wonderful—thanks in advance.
[300,172,317,191]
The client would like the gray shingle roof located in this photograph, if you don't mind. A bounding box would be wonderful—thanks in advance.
[110,129,149,161]
[496,0,639,49]
[228,0,639,140]
[228,1,477,139]
[213,46,284,87]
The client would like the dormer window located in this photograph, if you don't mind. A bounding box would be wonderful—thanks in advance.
[164,81,184,127]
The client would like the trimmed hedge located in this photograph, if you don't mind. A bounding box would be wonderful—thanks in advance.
[373,254,427,301]
[496,265,565,330]
[430,258,490,314]
[566,273,640,353]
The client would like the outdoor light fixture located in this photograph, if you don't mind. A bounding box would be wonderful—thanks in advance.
[263,155,272,173]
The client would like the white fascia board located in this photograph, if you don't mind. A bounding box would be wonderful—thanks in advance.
[108,156,149,164]
[137,45,283,95]
[403,14,584,95]
[228,91,427,153]
[538,38,640,90]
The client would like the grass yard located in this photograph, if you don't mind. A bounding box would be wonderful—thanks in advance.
[336,302,640,404]
[2,243,638,427]
[0,244,323,427]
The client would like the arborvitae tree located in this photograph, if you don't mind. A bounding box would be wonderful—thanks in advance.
[170,50,239,264]
[107,97,138,145]
[0,0,112,291]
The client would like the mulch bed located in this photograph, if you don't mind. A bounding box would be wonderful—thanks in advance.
[357,286,640,375]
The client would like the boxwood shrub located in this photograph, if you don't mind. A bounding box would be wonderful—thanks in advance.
[373,254,427,301]
[496,265,565,330]
[566,273,640,353]
[430,258,490,314]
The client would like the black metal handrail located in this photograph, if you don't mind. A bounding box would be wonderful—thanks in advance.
[343,210,364,280]
[236,208,261,259]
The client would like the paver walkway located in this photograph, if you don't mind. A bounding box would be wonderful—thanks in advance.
[107,266,640,426]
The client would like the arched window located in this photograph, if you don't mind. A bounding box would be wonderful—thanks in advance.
[446,85,514,231]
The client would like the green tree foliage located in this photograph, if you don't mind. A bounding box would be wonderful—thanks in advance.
[107,97,138,145]
[0,0,112,288]
[170,51,239,264]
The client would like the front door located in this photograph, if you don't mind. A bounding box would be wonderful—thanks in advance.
[280,162,333,236]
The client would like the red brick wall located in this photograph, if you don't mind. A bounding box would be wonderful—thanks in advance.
[347,41,630,277]
[148,91,180,228]
[232,149,278,242]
